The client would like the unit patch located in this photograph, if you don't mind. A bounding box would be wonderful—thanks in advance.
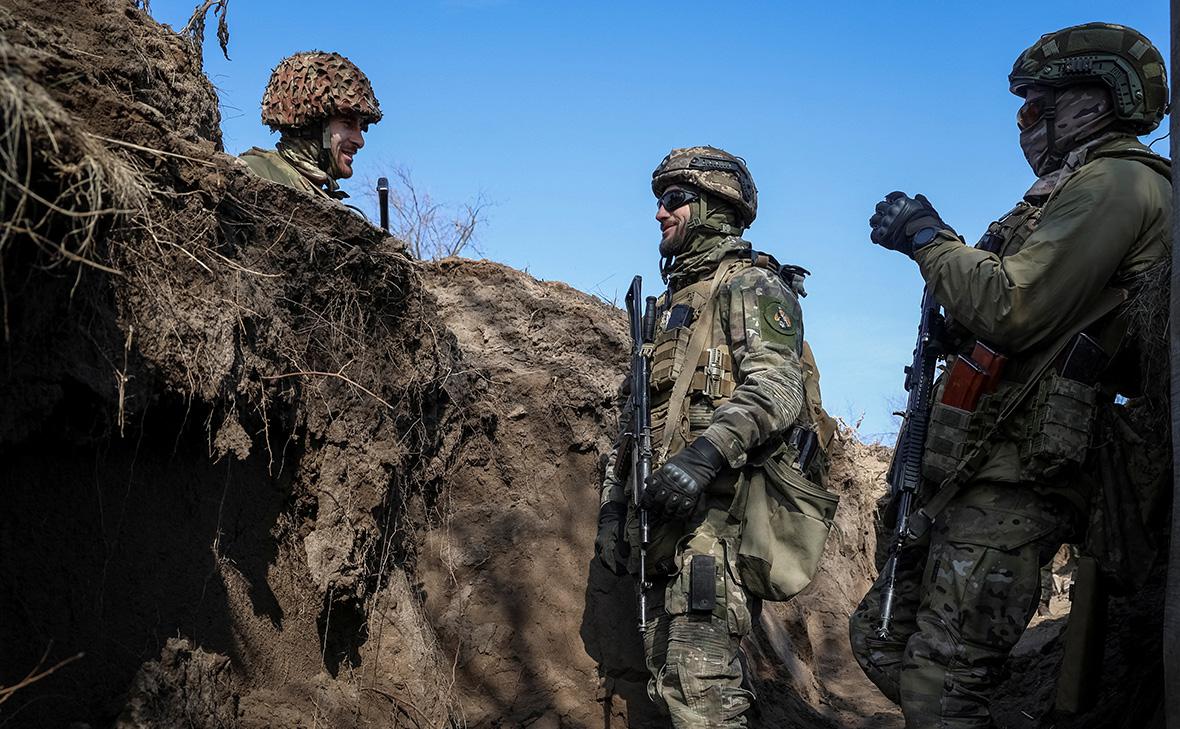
[763,300,795,335]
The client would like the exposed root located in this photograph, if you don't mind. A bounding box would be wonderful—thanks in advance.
[0,645,84,706]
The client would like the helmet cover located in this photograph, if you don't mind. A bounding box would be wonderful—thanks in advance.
[261,51,383,131]
[652,146,758,226]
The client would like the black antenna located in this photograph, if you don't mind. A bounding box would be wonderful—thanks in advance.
[376,176,389,233]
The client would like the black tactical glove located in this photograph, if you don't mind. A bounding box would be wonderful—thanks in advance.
[642,437,727,521]
[869,191,951,257]
[595,501,629,573]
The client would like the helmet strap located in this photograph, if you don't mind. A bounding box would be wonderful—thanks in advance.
[1041,88,1065,173]
[686,196,743,238]
[319,122,338,178]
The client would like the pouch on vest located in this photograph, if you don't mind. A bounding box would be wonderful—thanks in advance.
[1019,373,1098,482]
[923,402,973,484]
[650,323,693,393]
[732,447,839,601]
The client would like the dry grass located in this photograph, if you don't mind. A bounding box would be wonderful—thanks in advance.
[0,36,152,338]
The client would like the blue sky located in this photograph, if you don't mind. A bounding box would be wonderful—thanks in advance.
[148,1,1170,438]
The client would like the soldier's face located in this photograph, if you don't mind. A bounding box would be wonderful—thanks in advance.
[656,185,694,251]
[327,115,365,179]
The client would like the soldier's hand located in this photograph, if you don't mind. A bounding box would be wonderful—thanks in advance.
[868,191,951,256]
[642,438,727,521]
[595,501,629,573]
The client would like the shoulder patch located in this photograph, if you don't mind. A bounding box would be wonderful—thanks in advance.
[763,300,796,335]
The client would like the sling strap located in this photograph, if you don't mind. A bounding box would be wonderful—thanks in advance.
[660,257,748,458]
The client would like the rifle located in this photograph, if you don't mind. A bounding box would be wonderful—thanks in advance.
[376,176,390,233]
[876,285,943,639]
[622,276,657,633]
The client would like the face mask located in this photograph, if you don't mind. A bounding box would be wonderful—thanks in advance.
[1019,85,1116,177]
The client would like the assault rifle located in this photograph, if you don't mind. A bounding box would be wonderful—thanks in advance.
[876,286,943,640]
[617,276,657,633]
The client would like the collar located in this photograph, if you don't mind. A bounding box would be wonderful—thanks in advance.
[277,130,347,199]
[662,235,752,290]
[1023,131,1128,202]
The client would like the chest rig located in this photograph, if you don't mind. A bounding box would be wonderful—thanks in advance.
[977,200,1043,257]
[648,253,804,463]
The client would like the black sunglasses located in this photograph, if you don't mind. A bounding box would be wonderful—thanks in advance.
[657,188,699,211]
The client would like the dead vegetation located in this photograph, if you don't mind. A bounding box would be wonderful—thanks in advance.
[359,165,490,261]
[0,1,468,725]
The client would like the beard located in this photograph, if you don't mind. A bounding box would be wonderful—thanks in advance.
[659,222,687,257]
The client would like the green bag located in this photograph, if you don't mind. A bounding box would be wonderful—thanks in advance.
[732,453,839,601]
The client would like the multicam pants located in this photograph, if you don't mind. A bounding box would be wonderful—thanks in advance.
[644,529,755,729]
[849,482,1075,729]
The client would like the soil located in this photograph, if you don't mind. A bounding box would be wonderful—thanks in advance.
[0,2,1168,728]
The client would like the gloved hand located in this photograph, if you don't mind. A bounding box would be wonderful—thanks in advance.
[869,191,951,257]
[595,501,629,573]
[641,437,727,521]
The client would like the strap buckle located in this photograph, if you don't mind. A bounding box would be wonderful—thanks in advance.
[703,347,724,398]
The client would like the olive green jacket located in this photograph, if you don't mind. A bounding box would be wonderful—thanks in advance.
[917,136,1171,488]
[239,147,331,199]
[916,136,1170,355]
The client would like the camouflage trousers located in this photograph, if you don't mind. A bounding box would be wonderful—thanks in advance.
[644,529,755,729]
[849,482,1075,729]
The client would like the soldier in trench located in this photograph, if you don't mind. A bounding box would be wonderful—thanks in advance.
[239,51,381,201]
[596,146,838,728]
[849,23,1171,729]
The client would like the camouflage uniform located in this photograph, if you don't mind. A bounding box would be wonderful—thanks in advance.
[599,147,833,728]
[850,24,1171,728]
[239,51,382,199]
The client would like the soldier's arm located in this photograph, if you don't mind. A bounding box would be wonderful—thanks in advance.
[700,267,806,468]
[913,158,1158,353]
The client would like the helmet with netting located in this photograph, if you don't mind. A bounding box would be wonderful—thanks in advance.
[261,51,383,131]
[1009,22,1168,134]
[652,146,758,226]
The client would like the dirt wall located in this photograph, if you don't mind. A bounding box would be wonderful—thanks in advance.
[1,1,464,726]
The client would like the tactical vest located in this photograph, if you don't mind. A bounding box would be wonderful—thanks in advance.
[636,252,841,596]
[979,200,1041,258]
[647,254,818,465]
[924,149,1169,489]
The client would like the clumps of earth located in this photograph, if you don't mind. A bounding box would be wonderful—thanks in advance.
[0,1,1167,727]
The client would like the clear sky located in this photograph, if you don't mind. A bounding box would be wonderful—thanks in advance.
[147,0,1170,439]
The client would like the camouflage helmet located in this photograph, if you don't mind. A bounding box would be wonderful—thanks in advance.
[652,146,758,226]
[1009,23,1168,134]
[261,51,383,131]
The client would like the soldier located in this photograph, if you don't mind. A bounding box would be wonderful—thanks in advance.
[596,147,836,727]
[850,23,1171,728]
[240,51,381,200]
